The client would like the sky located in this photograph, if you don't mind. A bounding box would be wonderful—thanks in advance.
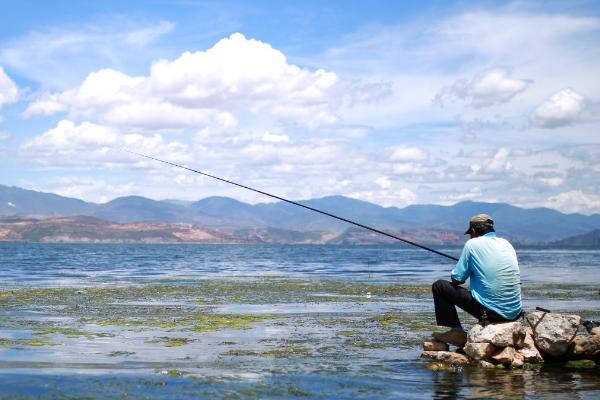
[0,0,599,214]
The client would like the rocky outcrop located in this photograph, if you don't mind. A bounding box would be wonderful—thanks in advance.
[422,312,598,369]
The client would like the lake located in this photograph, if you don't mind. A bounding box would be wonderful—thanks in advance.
[0,243,599,399]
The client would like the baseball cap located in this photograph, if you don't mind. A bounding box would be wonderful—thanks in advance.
[464,214,494,234]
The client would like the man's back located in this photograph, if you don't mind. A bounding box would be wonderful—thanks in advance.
[451,232,522,320]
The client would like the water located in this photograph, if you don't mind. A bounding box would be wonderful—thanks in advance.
[0,243,599,399]
[1,243,599,286]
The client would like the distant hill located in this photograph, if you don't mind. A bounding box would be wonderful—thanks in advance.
[550,229,600,248]
[1,184,599,244]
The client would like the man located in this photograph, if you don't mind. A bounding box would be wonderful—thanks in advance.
[431,214,522,346]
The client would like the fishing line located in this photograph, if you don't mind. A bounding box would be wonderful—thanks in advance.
[125,150,459,261]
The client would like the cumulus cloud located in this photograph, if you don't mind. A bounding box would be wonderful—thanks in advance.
[375,176,392,189]
[390,146,428,162]
[545,190,600,215]
[0,66,19,107]
[435,68,532,108]
[20,120,188,167]
[262,130,289,143]
[24,33,344,130]
[530,88,586,128]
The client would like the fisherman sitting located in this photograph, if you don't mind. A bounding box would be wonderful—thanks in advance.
[431,214,522,346]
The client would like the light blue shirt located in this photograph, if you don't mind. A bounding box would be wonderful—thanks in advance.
[451,232,522,320]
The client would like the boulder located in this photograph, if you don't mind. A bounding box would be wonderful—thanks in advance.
[423,340,449,352]
[511,351,525,368]
[435,351,471,365]
[526,311,581,357]
[592,327,600,336]
[518,327,544,363]
[421,351,470,365]
[491,346,516,365]
[478,360,496,369]
[570,335,600,358]
[463,342,495,360]
[467,322,525,347]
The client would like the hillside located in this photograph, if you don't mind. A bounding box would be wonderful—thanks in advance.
[550,229,600,248]
[1,184,599,244]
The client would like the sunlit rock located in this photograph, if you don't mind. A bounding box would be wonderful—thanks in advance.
[526,311,581,357]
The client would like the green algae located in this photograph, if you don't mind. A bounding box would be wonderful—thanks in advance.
[565,359,596,369]
[261,345,311,358]
[35,326,112,338]
[189,314,275,332]
[165,338,190,347]
[336,330,361,336]
[287,385,312,397]
[164,369,186,377]
[13,339,59,347]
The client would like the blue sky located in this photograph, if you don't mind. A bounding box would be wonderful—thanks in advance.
[1,0,599,214]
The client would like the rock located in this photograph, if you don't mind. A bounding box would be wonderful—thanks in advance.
[491,346,516,365]
[423,340,449,352]
[518,328,544,363]
[526,311,581,357]
[464,342,495,360]
[467,322,525,347]
[570,335,600,358]
[511,351,525,368]
[519,346,544,363]
[478,360,496,369]
[421,351,439,359]
[421,350,470,365]
[435,351,470,365]
[591,327,600,336]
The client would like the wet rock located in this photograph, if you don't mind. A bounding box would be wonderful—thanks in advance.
[435,351,470,365]
[518,328,544,363]
[570,335,600,358]
[526,311,581,357]
[463,342,495,360]
[511,351,525,368]
[467,322,525,347]
[423,340,449,352]
[421,351,470,365]
[491,346,516,365]
[421,351,439,359]
[478,360,496,369]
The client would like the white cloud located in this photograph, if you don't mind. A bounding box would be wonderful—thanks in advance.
[24,33,346,131]
[0,20,176,89]
[52,177,138,203]
[375,176,391,189]
[436,68,532,108]
[0,66,19,107]
[262,130,289,143]
[350,188,417,207]
[530,88,586,128]
[124,21,175,46]
[539,177,563,187]
[390,146,428,162]
[20,120,189,167]
[545,190,600,215]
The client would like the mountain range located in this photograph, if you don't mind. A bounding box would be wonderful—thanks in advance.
[2,184,599,245]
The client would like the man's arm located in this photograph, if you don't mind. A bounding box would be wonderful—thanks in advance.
[450,242,471,284]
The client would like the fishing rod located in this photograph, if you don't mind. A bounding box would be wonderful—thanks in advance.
[126,150,459,261]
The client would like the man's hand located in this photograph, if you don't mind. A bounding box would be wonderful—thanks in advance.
[450,278,463,286]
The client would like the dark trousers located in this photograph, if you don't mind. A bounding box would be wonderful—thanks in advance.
[432,279,509,328]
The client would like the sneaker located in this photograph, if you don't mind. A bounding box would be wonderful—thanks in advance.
[432,329,467,347]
